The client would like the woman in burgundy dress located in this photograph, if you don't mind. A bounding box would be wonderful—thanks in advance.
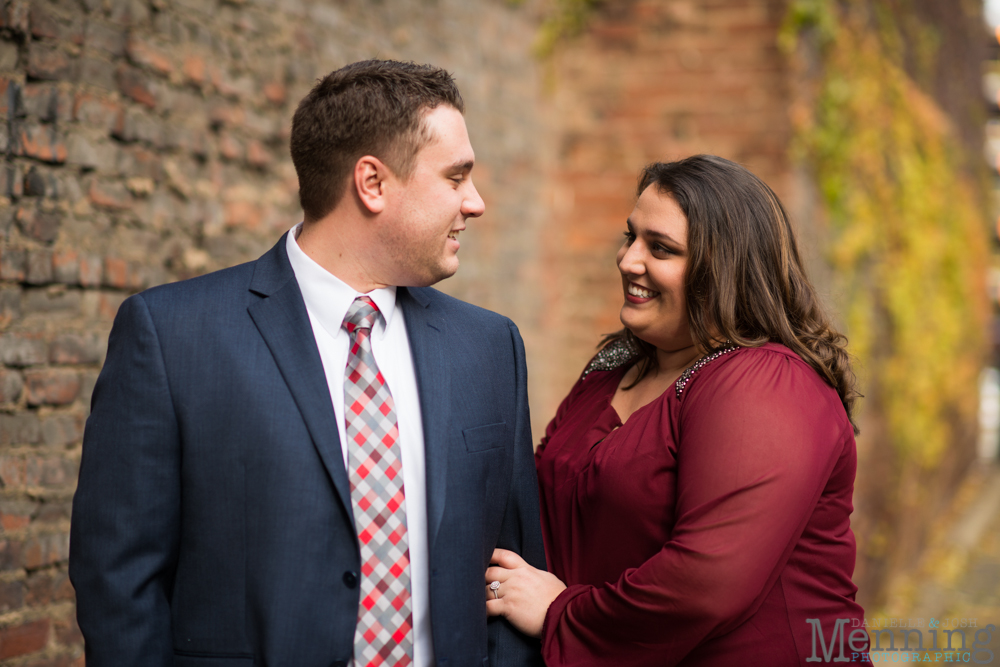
[485,155,867,665]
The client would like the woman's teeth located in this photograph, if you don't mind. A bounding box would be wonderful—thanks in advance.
[628,284,656,299]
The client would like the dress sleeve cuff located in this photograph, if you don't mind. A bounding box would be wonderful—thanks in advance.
[541,584,593,665]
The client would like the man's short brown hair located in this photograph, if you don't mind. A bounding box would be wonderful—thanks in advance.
[290,59,465,222]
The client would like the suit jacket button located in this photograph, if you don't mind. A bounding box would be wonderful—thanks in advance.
[343,571,358,588]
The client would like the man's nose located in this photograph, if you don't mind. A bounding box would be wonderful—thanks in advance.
[463,180,486,218]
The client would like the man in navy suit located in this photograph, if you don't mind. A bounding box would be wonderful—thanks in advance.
[69,59,545,667]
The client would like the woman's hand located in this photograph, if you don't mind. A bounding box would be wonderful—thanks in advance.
[485,548,567,638]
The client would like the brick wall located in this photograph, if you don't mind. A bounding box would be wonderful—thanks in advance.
[533,0,798,428]
[0,0,547,662]
[0,0,982,660]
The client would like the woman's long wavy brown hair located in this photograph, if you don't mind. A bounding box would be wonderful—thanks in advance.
[605,155,860,433]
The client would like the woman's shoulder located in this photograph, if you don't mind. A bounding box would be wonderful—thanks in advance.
[681,342,843,412]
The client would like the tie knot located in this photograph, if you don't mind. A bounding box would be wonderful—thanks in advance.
[343,296,380,335]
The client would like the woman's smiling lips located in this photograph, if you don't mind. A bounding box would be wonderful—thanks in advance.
[625,281,660,303]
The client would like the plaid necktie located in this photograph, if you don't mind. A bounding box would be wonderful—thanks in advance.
[342,296,413,667]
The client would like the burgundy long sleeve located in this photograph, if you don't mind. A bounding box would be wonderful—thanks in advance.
[535,344,865,666]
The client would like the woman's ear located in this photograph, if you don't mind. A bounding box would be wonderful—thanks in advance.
[354,155,388,214]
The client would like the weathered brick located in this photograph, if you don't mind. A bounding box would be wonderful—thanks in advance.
[0,618,49,660]
[77,55,117,91]
[23,531,69,569]
[102,256,127,288]
[25,568,73,606]
[25,43,74,81]
[23,166,46,196]
[1,0,30,34]
[0,76,11,116]
[112,106,164,145]
[16,207,61,244]
[208,102,244,128]
[51,250,78,285]
[41,413,81,446]
[3,163,25,199]
[72,92,122,133]
[125,35,172,76]
[17,122,67,163]
[49,332,101,365]
[245,139,270,168]
[0,288,21,321]
[87,180,130,210]
[83,20,126,56]
[116,146,163,180]
[108,0,149,26]
[78,369,98,410]
[29,5,85,45]
[0,578,24,613]
[66,134,118,172]
[24,249,52,285]
[24,369,80,406]
[0,247,27,281]
[217,132,243,161]
[0,413,41,444]
[224,200,262,230]
[0,498,35,529]
[0,332,46,366]
[52,614,83,652]
[0,452,77,489]
[96,291,125,321]
[0,40,17,71]
[0,367,23,402]
[242,109,281,139]
[78,255,101,287]
[182,54,206,86]
[0,205,14,236]
[33,500,69,523]
[115,65,156,109]
[21,84,72,124]
[22,288,80,315]
[0,537,24,570]
[262,80,286,106]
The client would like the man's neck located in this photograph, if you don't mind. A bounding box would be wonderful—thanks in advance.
[296,218,388,293]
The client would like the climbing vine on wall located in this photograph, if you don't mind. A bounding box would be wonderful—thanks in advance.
[508,0,601,57]
[782,0,989,467]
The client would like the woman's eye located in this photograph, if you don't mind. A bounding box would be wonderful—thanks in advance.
[652,244,675,256]
[622,231,635,243]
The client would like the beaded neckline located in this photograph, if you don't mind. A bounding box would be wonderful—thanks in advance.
[674,342,738,399]
[581,337,641,379]
[582,337,739,399]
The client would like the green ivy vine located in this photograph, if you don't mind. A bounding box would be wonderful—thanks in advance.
[781,0,989,467]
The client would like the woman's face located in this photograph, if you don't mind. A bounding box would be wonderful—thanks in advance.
[616,187,693,354]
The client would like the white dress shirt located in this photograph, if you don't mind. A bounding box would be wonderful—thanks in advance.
[286,225,433,666]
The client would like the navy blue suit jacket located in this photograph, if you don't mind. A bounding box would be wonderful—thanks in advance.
[69,236,546,667]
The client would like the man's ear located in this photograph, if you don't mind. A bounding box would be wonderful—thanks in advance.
[354,156,388,214]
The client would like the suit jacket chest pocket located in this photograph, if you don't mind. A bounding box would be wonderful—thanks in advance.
[462,422,507,453]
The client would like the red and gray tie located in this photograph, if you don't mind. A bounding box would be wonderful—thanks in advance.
[343,296,413,667]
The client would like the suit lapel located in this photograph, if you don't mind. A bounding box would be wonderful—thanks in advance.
[246,236,354,520]
[399,288,451,550]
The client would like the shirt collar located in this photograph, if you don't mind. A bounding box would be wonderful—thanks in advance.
[285,223,398,339]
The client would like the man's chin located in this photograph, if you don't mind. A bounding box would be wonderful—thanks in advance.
[401,262,459,288]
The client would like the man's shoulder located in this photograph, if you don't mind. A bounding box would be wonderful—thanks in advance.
[139,260,257,304]
[403,286,513,329]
